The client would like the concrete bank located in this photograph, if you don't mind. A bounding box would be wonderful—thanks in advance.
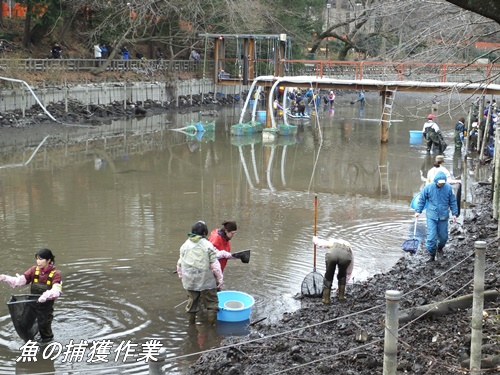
[0,78,249,113]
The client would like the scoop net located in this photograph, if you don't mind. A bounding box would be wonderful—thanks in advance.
[301,271,324,298]
[7,294,39,342]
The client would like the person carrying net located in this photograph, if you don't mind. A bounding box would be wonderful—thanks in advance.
[0,248,62,343]
[312,236,354,303]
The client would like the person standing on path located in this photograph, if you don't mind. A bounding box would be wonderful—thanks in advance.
[208,221,237,273]
[312,236,354,303]
[177,221,223,325]
[414,171,458,262]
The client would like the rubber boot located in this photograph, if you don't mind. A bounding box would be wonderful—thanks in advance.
[188,313,196,324]
[338,285,346,302]
[207,311,217,326]
[427,253,436,262]
[322,288,331,305]
[437,246,445,257]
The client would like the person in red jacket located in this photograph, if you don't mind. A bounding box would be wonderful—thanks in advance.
[208,221,237,272]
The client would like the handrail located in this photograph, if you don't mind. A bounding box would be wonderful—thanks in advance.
[0,58,498,84]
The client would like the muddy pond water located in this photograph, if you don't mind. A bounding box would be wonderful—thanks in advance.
[0,94,489,374]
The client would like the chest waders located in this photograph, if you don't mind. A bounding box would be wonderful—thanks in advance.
[31,267,56,295]
[31,267,56,342]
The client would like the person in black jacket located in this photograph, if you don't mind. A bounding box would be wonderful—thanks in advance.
[51,43,62,59]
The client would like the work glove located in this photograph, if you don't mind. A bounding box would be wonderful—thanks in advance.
[176,263,183,278]
[214,249,233,259]
[37,285,61,303]
[0,274,27,288]
[313,236,332,248]
[210,261,223,291]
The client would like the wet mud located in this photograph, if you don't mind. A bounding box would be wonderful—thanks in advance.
[187,184,499,374]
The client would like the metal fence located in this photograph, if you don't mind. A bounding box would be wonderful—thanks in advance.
[0,58,498,85]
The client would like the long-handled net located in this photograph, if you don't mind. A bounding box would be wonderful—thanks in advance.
[301,194,324,297]
[402,218,420,255]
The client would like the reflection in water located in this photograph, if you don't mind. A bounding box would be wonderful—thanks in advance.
[0,99,486,373]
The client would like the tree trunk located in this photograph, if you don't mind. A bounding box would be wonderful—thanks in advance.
[399,290,498,324]
[445,1,500,24]
[22,0,32,48]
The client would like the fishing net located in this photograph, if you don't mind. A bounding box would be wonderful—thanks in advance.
[232,250,250,263]
[231,122,263,136]
[7,294,39,342]
[401,239,419,254]
[301,271,324,298]
[277,123,298,136]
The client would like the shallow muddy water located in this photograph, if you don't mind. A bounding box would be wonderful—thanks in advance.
[0,94,488,374]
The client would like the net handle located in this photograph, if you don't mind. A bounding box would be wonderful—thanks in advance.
[313,194,318,270]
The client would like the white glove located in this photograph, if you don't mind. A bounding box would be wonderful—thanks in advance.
[0,274,27,288]
[313,236,331,248]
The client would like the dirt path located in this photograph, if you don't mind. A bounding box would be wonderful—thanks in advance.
[186,184,499,374]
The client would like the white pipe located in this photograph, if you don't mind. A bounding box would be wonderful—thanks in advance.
[0,76,60,123]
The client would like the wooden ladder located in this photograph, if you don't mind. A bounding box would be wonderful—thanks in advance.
[381,88,397,129]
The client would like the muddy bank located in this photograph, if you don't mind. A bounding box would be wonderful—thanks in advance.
[0,92,238,149]
[187,184,499,374]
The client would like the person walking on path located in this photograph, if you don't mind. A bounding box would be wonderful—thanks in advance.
[312,236,354,303]
[0,248,62,343]
[177,221,223,325]
[423,155,460,185]
[422,114,446,154]
[414,171,458,262]
[208,221,237,273]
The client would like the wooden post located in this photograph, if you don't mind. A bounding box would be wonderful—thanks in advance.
[470,241,486,375]
[493,117,500,220]
[383,290,402,375]
[248,39,255,80]
[479,105,492,161]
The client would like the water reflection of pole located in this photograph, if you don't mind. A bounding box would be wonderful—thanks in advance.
[238,146,254,189]
[281,145,287,186]
[251,143,260,184]
[266,146,276,192]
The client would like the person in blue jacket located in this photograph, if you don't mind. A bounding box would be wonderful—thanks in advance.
[414,171,458,262]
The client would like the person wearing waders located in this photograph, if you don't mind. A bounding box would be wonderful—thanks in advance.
[177,221,223,325]
[0,248,62,343]
[312,236,354,303]
[414,171,458,262]
[208,221,237,273]
[422,114,445,154]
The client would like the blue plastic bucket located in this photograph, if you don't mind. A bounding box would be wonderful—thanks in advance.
[217,291,254,322]
[409,130,423,144]
[410,192,428,211]
[256,110,266,121]
[249,100,255,107]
